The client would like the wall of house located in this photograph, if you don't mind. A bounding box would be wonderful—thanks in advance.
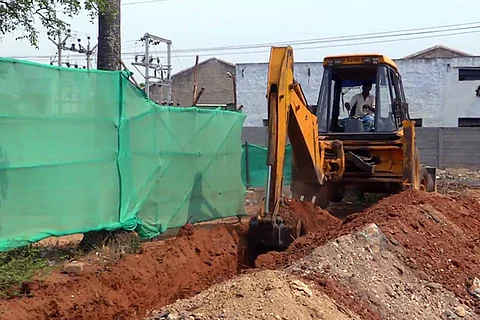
[236,57,480,127]
[172,60,235,106]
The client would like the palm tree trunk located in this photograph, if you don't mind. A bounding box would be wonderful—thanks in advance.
[82,0,122,248]
[97,0,121,71]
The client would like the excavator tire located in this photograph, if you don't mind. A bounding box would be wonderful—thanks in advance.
[419,166,435,192]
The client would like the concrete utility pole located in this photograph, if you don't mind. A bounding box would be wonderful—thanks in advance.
[131,33,172,101]
[63,36,98,69]
[48,29,71,66]
[97,0,121,71]
[192,55,199,105]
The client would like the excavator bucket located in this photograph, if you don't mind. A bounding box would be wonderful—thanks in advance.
[247,216,294,253]
[247,198,305,253]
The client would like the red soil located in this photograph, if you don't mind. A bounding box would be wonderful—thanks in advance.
[258,190,480,311]
[0,225,248,320]
[2,189,480,319]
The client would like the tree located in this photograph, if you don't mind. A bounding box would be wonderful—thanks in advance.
[0,0,107,48]
[96,0,120,71]
[81,0,121,248]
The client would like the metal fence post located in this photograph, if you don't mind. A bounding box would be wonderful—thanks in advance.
[245,141,250,188]
[437,128,444,169]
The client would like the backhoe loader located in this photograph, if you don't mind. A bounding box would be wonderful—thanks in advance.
[248,46,436,252]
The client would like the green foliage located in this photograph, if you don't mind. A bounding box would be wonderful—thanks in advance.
[0,246,47,298]
[0,244,83,298]
[0,0,108,47]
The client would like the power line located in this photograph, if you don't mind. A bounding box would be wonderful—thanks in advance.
[127,29,480,60]
[10,25,480,60]
[37,21,480,57]
[117,21,480,53]
[109,27,480,58]
[145,22,480,54]
[122,0,168,5]
[51,0,167,11]
[174,29,480,59]
[171,44,184,70]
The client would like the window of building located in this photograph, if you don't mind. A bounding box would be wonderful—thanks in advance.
[458,68,480,81]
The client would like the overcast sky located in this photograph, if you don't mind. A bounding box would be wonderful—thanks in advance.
[1,0,479,74]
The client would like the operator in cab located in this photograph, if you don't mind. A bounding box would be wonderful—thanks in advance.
[344,81,375,132]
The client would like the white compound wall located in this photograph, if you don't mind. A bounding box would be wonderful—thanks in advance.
[236,57,480,127]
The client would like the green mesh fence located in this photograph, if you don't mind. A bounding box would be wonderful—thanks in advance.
[241,143,292,188]
[0,58,246,251]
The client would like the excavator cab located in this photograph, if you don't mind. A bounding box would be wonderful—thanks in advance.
[316,55,408,135]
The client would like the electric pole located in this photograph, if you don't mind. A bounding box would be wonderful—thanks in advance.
[48,29,71,66]
[63,36,98,69]
[131,33,172,101]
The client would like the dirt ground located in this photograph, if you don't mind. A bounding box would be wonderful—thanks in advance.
[288,223,479,320]
[1,168,480,320]
[0,225,249,320]
[149,270,361,320]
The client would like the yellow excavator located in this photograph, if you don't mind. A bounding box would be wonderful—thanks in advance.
[248,46,436,251]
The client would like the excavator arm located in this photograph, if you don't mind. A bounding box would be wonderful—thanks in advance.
[249,46,344,251]
[264,46,325,217]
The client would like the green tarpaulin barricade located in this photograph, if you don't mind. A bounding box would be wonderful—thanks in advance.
[240,143,292,188]
[0,58,246,251]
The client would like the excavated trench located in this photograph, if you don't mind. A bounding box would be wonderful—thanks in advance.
[0,223,260,320]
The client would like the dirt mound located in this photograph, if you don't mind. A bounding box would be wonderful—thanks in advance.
[353,190,480,311]
[257,189,480,311]
[279,199,342,234]
[288,223,479,319]
[256,199,342,268]
[150,270,361,320]
[0,225,248,320]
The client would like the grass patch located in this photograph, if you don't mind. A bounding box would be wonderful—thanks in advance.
[0,230,142,298]
[0,246,48,298]
[90,231,142,271]
[0,244,82,299]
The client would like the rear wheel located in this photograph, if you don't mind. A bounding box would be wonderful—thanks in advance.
[419,167,435,192]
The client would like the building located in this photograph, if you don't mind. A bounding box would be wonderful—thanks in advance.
[153,57,235,106]
[403,45,472,59]
[236,45,480,127]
